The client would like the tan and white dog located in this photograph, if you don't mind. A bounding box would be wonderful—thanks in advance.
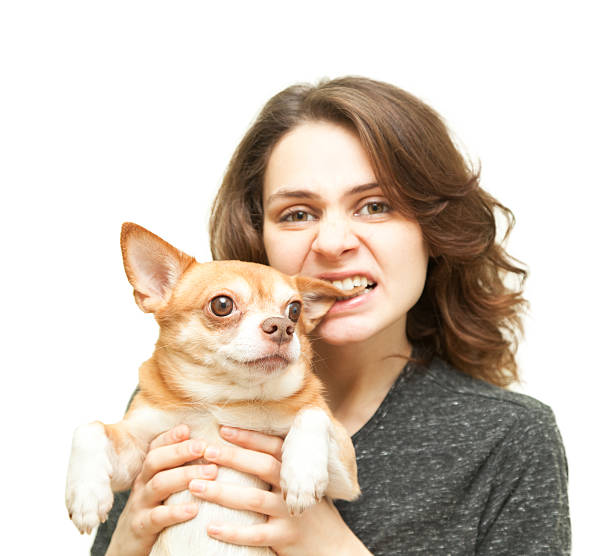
[65,223,360,555]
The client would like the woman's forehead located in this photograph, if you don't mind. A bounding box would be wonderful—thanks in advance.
[263,121,377,202]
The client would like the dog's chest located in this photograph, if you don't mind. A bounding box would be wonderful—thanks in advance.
[216,404,295,435]
[176,404,295,439]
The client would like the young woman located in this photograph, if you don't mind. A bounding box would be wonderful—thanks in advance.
[94,77,570,555]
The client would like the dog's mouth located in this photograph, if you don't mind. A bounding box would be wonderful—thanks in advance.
[240,354,292,372]
[326,275,377,300]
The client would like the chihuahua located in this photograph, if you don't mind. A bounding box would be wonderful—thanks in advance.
[65,223,360,555]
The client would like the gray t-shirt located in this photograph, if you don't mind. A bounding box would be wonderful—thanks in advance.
[91,357,570,555]
[335,356,570,554]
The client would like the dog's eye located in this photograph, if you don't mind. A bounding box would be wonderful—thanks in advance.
[287,301,302,322]
[210,296,234,317]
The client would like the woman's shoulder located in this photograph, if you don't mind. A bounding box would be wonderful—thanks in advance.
[413,355,557,420]
[409,358,571,552]
[393,355,565,453]
[347,356,570,554]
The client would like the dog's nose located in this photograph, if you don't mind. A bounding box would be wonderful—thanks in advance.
[261,317,295,344]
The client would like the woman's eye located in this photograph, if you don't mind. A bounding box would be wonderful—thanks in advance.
[280,209,315,222]
[210,295,234,317]
[355,201,390,216]
[287,301,302,322]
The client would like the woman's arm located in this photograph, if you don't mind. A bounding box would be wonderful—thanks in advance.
[96,425,217,556]
[188,426,372,556]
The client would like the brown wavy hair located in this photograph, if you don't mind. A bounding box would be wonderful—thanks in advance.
[209,76,528,387]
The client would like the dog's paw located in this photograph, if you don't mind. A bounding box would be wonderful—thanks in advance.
[65,422,114,534]
[280,461,329,516]
[66,472,114,534]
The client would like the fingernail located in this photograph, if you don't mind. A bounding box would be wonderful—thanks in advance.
[190,479,207,494]
[174,425,189,441]
[201,464,217,478]
[191,441,204,455]
[205,446,219,459]
[220,426,235,439]
[208,524,222,536]
[184,503,198,516]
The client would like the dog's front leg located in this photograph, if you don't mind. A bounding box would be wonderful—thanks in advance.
[66,404,172,534]
[325,416,361,502]
[65,420,136,534]
[280,407,331,516]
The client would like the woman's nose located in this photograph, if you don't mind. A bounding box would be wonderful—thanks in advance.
[311,215,360,258]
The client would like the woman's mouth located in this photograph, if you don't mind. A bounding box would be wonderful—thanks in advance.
[328,275,377,300]
[317,274,378,316]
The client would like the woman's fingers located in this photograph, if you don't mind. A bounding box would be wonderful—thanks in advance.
[149,424,190,451]
[143,463,217,506]
[189,480,288,518]
[140,437,207,484]
[140,502,199,535]
[219,426,284,459]
[202,442,281,486]
[206,522,277,547]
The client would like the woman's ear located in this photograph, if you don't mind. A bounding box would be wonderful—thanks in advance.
[294,275,364,333]
[120,223,195,313]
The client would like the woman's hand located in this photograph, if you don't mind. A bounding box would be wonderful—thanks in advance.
[188,426,371,556]
[105,424,217,556]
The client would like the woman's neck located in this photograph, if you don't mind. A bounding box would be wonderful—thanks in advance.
[312,320,412,435]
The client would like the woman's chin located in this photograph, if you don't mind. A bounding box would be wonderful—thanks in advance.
[314,318,373,346]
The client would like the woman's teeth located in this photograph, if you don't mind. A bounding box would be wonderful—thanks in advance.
[331,276,376,299]
[332,276,368,290]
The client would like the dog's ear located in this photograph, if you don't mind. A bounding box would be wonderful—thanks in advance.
[294,276,364,333]
[120,223,196,313]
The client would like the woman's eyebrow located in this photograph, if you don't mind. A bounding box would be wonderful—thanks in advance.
[347,182,380,195]
[265,182,380,205]
[266,189,320,204]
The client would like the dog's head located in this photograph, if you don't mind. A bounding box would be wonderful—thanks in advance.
[120,223,358,399]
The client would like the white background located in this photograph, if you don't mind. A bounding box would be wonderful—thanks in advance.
[1,1,609,553]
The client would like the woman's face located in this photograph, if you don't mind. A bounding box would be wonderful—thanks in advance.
[262,120,429,346]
